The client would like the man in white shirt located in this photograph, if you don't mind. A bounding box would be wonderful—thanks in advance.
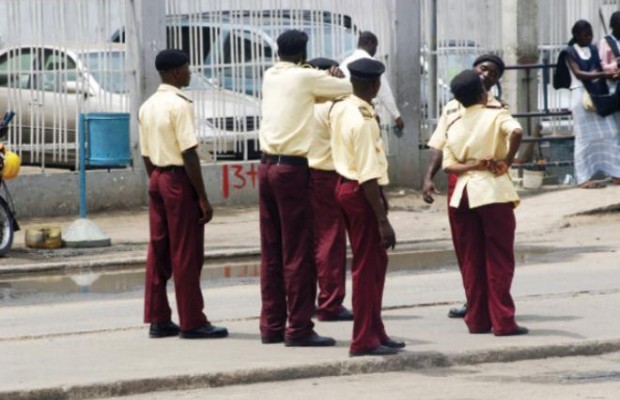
[340,31,404,131]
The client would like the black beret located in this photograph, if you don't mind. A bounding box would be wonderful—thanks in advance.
[348,58,385,80]
[307,57,339,70]
[277,30,308,56]
[155,49,189,71]
[450,69,483,98]
[473,54,505,77]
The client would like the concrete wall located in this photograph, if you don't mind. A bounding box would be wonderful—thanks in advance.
[8,162,260,219]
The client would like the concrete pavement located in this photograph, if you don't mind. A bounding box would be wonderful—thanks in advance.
[2,262,620,399]
[0,184,620,399]
[2,184,619,274]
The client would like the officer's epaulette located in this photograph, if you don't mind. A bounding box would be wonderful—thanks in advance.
[176,93,193,103]
[358,106,374,119]
[441,97,459,116]
[327,96,349,126]
[327,96,347,115]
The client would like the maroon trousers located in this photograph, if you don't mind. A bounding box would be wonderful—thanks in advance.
[451,189,518,334]
[258,162,316,340]
[446,173,463,268]
[336,181,388,352]
[310,169,347,319]
[144,167,208,332]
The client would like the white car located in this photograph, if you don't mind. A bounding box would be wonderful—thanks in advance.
[0,43,260,168]
[111,11,359,97]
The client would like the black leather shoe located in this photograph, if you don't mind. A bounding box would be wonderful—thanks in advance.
[350,345,399,357]
[319,308,354,322]
[149,321,180,338]
[261,334,284,344]
[284,333,336,347]
[495,325,529,336]
[382,338,406,349]
[448,303,467,318]
[179,323,229,339]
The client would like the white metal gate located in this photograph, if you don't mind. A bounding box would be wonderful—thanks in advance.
[420,0,620,143]
[0,0,397,170]
[0,0,129,170]
[4,0,619,172]
[163,0,397,161]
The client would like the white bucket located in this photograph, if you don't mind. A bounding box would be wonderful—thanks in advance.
[522,170,544,190]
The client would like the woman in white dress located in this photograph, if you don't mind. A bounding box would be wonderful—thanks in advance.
[559,19,620,188]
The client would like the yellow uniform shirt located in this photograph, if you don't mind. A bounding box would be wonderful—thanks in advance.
[443,104,522,209]
[139,84,197,167]
[330,95,389,185]
[259,62,352,156]
[308,101,335,170]
[428,95,505,151]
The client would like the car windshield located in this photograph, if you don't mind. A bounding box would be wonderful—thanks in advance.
[187,71,216,90]
[82,50,129,94]
[261,24,357,61]
[305,26,357,60]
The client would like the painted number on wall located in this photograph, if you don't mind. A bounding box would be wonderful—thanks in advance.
[222,163,258,198]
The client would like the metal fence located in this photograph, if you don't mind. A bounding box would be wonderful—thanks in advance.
[162,0,396,160]
[420,0,620,142]
[0,0,129,169]
[2,0,620,172]
[0,0,396,171]
[538,0,620,110]
[419,0,503,141]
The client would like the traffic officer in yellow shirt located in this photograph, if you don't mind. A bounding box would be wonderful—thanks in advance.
[421,54,507,319]
[139,49,227,340]
[443,69,527,336]
[306,57,353,322]
[330,58,405,356]
[259,30,352,347]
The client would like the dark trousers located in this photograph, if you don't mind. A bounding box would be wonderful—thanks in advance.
[336,181,388,352]
[310,169,347,319]
[451,189,518,334]
[144,168,208,332]
[258,162,316,340]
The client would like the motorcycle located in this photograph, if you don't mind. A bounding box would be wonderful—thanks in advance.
[0,110,20,256]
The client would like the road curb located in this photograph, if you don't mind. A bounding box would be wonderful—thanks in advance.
[0,240,455,277]
[3,338,620,400]
[0,248,262,276]
[0,241,560,279]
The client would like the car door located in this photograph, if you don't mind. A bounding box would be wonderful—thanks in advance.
[0,48,36,154]
[36,48,81,165]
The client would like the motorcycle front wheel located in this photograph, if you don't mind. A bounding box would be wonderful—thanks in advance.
[0,197,14,256]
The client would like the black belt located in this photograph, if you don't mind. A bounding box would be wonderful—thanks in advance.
[156,165,184,172]
[261,154,308,167]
